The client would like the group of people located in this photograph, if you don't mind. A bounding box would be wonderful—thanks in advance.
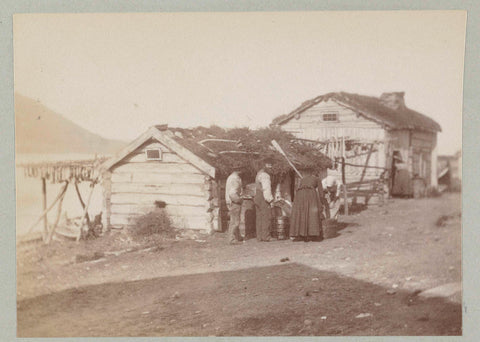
[225,159,342,245]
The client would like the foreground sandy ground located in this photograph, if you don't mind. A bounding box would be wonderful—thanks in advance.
[17,193,462,336]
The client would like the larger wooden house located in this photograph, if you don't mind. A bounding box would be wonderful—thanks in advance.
[272,92,442,197]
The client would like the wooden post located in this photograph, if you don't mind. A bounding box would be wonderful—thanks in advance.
[271,140,303,179]
[342,184,348,216]
[354,143,375,204]
[77,180,96,242]
[341,157,348,216]
[341,157,346,187]
[74,181,90,226]
[41,177,48,242]
[46,181,69,244]
[23,180,70,239]
[102,171,112,232]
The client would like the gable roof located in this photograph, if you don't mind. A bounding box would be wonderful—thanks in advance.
[272,92,442,133]
[101,126,216,178]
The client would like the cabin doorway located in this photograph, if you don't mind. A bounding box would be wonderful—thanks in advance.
[391,150,411,196]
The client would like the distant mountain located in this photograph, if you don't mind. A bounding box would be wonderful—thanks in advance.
[15,93,127,155]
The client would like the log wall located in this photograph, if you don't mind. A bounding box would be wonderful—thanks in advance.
[106,139,217,232]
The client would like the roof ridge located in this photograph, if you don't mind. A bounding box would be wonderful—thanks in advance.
[272,92,441,132]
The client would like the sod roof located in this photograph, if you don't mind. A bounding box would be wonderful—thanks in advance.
[271,92,442,133]
[167,126,332,178]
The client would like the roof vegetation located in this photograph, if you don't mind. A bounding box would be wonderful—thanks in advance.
[168,126,332,178]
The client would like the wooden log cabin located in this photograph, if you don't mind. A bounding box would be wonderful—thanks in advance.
[272,92,442,199]
[100,125,332,233]
[101,126,222,233]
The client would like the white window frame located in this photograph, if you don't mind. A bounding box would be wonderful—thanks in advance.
[322,112,338,122]
[145,148,162,161]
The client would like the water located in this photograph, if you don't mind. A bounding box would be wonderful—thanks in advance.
[15,154,108,237]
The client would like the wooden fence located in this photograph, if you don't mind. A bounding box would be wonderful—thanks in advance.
[294,137,389,214]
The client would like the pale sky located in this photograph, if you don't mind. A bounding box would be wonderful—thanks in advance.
[14,11,466,155]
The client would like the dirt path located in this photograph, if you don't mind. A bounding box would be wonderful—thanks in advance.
[17,193,462,336]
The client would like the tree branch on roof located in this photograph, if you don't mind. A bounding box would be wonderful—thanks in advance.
[198,138,239,144]
[218,151,260,155]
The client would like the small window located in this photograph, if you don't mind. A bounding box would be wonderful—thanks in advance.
[145,149,162,160]
[322,113,338,122]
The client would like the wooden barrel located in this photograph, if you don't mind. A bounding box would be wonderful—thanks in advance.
[276,216,289,240]
[323,218,337,239]
[413,177,426,198]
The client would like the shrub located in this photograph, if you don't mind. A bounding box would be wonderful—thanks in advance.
[129,209,175,238]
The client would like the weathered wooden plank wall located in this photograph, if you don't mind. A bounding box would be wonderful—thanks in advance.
[280,98,438,198]
[282,99,385,141]
[386,129,436,187]
[108,139,210,230]
[282,99,387,189]
[111,172,206,184]
[279,99,395,204]
[410,131,436,186]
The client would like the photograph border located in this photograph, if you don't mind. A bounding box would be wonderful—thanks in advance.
[2,1,478,341]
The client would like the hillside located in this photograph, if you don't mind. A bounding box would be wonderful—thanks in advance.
[15,93,127,154]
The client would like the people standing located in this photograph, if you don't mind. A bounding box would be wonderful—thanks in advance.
[254,159,275,242]
[290,169,325,242]
[225,166,244,244]
[321,175,342,219]
[322,175,342,202]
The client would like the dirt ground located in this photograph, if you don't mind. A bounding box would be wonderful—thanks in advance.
[17,193,462,337]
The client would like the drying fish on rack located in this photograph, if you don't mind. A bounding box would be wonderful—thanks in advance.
[17,157,108,183]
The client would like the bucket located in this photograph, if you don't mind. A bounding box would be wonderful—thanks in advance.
[243,199,256,239]
[323,218,338,239]
[276,216,289,240]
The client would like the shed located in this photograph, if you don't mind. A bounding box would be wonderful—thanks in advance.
[272,92,442,198]
[101,125,331,233]
[101,126,218,232]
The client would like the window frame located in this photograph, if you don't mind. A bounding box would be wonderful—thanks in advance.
[145,148,162,161]
[322,112,339,122]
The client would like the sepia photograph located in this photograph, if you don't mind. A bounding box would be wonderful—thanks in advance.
[14,11,465,337]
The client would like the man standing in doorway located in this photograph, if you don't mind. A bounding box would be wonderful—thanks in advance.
[225,166,244,245]
[254,158,276,242]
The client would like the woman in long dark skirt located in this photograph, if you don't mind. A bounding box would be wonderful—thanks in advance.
[289,169,326,242]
